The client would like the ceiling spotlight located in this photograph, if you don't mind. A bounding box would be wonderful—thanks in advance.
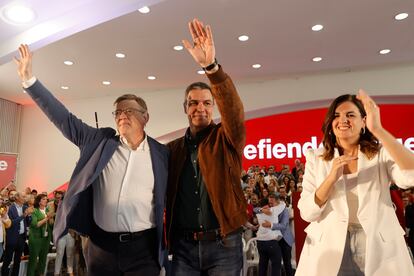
[312,24,324,31]
[173,45,183,51]
[252,64,262,69]
[102,81,111,85]
[238,35,249,42]
[395,13,408,21]
[115,53,126,58]
[61,86,69,90]
[312,57,323,62]
[147,76,156,80]
[63,60,73,66]
[379,49,391,55]
[1,3,36,25]
[138,6,150,14]
[197,70,205,75]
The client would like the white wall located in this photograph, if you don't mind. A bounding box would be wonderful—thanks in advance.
[17,63,414,191]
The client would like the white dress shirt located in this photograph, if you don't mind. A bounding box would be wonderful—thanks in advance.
[93,135,155,232]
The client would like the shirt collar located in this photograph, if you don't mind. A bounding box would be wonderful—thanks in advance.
[185,123,215,146]
[120,134,149,151]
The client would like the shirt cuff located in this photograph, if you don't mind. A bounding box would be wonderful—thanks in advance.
[22,76,37,88]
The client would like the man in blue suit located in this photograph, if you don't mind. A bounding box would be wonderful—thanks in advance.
[14,44,169,275]
[2,192,33,276]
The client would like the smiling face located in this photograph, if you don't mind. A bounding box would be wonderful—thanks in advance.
[185,88,214,134]
[332,101,365,146]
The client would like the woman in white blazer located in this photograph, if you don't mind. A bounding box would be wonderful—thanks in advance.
[296,90,414,276]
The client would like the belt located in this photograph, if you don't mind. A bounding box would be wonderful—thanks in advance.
[181,228,221,241]
[95,227,156,243]
[180,227,243,241]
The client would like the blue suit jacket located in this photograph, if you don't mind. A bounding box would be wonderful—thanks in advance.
[272,208,295,247]
[25,80,169,266]
[6,204,29,245]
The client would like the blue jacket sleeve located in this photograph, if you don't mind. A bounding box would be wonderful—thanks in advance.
[25,80,103,148]
[271,208,289,231]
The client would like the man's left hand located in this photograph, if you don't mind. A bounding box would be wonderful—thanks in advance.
[182,18,215,68]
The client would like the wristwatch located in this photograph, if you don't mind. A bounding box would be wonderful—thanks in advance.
[202,58,218,72]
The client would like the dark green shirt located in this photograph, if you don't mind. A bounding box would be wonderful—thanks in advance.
[174,126,219,231]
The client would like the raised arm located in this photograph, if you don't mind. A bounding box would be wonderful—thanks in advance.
[183,19,245,151]
[357,89,414,171]
[14,44,105,147]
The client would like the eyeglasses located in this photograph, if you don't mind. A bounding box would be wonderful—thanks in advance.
[112,108,145,118]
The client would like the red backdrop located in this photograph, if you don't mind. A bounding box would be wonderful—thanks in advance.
[0,153,18,190]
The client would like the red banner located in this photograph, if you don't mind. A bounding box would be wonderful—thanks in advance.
[0,153,18,190]
[243,104,414,170]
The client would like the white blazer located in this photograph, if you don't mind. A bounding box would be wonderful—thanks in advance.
[296,146,414,276]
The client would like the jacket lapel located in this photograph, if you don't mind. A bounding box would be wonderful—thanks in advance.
[356,150,379,221]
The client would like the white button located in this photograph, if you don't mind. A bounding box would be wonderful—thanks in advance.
[195,191,198,194]
[197,208,200,211]
[194,175,197,179]
[193,160,196,163]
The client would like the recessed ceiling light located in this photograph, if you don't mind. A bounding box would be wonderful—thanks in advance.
[138,6,150,14]
[395,13,408,21]
[197,70,205,75]
[252,64,261,69]
[102,81,111,85]
[379,49,391,55]
[173,45,183,51]
[238,35,249,42]
[147,76,156,80]
[61,86,69,90]
[312,57,323,62]
[1,4,35,25]
[115,53,126,58]
[63,60,73,66]
[312,24,324,31]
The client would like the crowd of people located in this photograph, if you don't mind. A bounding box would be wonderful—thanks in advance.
[0,184,86,276]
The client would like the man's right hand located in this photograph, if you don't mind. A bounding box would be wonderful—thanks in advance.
[13,44,33,82]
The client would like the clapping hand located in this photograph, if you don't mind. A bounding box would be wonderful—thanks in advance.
[356,89,383,136]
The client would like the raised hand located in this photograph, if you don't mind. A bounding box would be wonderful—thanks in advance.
[182,18,215,67]
[13,44,33,81]
[356,89,383,135]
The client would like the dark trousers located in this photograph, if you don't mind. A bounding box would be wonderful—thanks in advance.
[279,238,293,276]
[1,234,26,276]
[87,226,160,276]
[408,229,414,257]
[257,240,282,276]
[171,232,243,276]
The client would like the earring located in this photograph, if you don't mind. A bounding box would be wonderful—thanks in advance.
[361,127,366,135]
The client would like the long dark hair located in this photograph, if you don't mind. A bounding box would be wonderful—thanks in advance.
[321,94,380,160]
[34,194,47,208]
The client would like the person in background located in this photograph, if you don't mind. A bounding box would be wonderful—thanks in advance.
[1,192,33,276]
[27,194,54,276]
[0,200,12,259]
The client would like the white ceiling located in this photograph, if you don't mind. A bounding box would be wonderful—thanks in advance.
[0,0,413,105]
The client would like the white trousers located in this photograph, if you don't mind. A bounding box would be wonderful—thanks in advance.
[54,233,75,274]
[338,224,366,276]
